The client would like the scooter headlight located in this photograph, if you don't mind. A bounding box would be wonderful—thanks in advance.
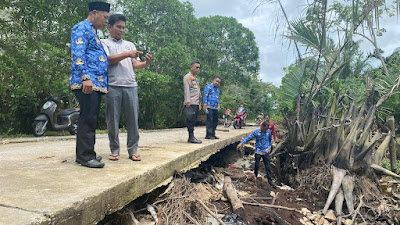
[43,101,52,110]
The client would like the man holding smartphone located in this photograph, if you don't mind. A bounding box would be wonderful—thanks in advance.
[101,13,153,162]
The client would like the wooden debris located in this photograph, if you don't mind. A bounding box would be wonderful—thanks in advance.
[242,201,301,213]
[223,176,245,217]
[196,199,226,225]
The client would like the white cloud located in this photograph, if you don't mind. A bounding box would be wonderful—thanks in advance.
[184,0,400,86]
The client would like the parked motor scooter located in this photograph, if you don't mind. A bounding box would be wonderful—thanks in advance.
[32,96,80,137]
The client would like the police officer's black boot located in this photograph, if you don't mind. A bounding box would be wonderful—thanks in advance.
[188,132,202,144]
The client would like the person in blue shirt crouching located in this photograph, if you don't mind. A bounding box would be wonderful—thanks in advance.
[236,121,277,189]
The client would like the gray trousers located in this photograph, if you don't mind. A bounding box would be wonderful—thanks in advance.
[106,86,139,155]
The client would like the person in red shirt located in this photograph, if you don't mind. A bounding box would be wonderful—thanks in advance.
[265,115,277,142]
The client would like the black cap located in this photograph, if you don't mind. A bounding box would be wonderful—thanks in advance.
[88,1,110,12]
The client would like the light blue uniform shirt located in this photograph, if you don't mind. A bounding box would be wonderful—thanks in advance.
[241,128,272,154]
[203,83,219,109]
[70,19,108,93]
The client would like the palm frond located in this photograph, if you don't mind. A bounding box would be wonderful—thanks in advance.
[279,62,307,110]
[287,19,320,51]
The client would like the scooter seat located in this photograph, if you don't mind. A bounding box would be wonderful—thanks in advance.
[61,108,78,116]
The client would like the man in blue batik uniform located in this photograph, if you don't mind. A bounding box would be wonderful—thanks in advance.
[203,77,222,140]
[236,121,277,189]
[70,1,110,168]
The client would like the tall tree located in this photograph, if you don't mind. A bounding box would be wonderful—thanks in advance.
[0,0,93,133]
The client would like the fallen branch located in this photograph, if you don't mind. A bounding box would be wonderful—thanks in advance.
[224,176,245,217]
[242,201,301,213]
[240,196,272,200]
[196,199,226,225]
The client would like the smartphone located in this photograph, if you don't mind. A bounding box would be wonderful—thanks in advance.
[139,48,151,60]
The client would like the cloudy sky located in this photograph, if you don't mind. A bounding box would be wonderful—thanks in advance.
[184,0,400,86]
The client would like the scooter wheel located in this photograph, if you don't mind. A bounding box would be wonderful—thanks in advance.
[33,121,47,137]
[233,121,238,129]
[69,121,78,135]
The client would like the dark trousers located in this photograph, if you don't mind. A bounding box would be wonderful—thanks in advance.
[206,108,218,137]
[255,153,274,184]
[186,105,199,137]
[73,90,102,162]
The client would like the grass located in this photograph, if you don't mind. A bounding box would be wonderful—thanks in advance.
[381,158,400,172]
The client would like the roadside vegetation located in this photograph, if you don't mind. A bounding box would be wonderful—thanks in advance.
[259,0,400,223]
[0,0,277,135]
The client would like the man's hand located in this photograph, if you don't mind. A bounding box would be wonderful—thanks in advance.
[82,80,93,94]
[199,104,202,110]
[236,143,243,150]
[125,50,142,59]
[185,102,190,107]
[144,51,153,65]
[203,105,207,111]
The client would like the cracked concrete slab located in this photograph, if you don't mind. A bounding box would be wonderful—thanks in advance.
[0,126,254,225]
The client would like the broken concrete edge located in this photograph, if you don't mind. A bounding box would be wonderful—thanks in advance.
[39,132,251,225]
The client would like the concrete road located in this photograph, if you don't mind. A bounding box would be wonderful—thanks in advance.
[0,126,254,225]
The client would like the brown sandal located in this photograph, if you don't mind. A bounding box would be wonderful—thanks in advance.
[108,154,119,161]
[129,154,142,161]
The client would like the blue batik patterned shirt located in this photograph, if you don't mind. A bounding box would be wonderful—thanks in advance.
[241,129,272,154]
[203,83,219,109]
[69,19,108,93]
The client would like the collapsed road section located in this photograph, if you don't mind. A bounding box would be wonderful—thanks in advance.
[0,126,253,225]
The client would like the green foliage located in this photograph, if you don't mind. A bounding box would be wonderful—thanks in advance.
[0,0,278,135]
[367,51,400,121]
[278,0,398,122]
[0,0,92,134]
[136,70,172,129]
[279,62,306,111]
[381,158,400,172]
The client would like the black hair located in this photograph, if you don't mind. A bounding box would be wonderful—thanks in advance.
[108,14,126,26]
[190,61,200,66]
[261,121,269,128]
[214,76,222,81]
